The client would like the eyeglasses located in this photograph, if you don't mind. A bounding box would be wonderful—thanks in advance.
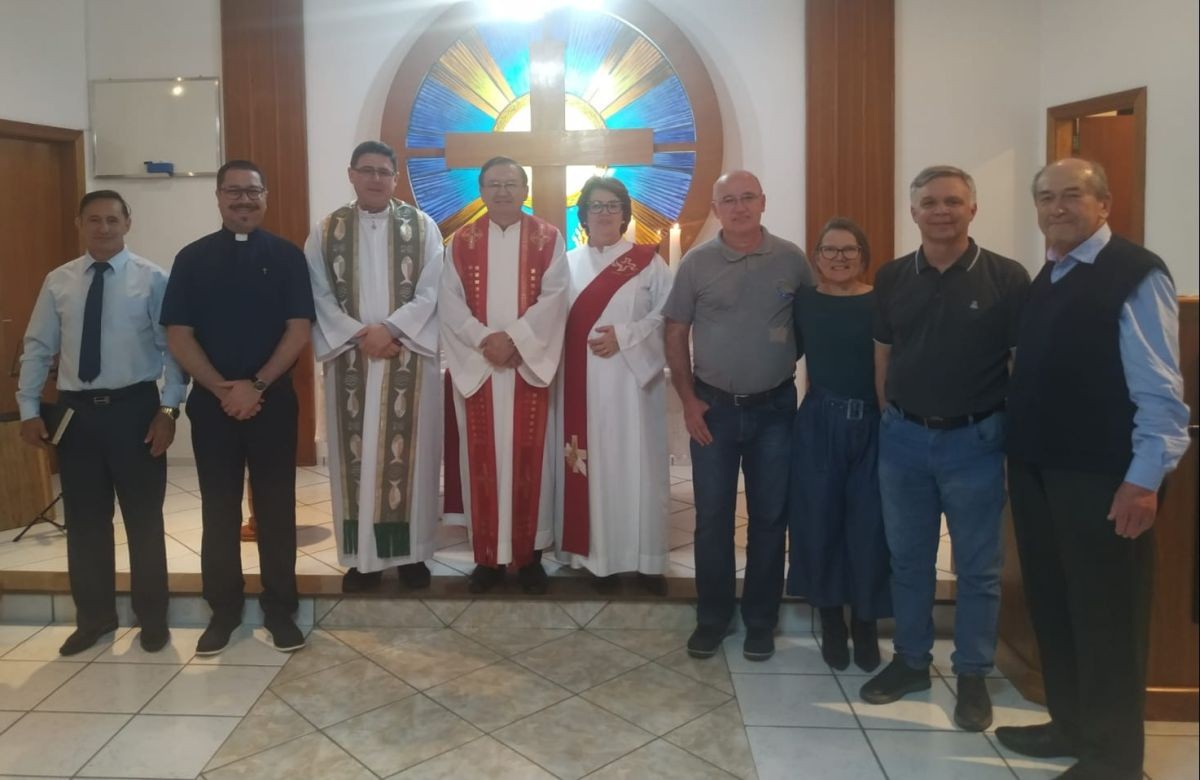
[717,193,762,208]
[352,166,396,179]
[817,245,862,261]
[219,187,266,201]
[587,201,623,214]
[483,181,524,192]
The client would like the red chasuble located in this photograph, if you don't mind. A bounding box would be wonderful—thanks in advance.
[560,244,657,556]
[450,213,558,568]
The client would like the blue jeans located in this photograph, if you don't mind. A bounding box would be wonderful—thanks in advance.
[878,406,1006,675]
[691,382,796,631]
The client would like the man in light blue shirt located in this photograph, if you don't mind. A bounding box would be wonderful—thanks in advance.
[1001,158,1190,779]
[18,189,186,656]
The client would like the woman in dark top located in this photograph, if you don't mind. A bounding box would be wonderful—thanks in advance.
[789,217,891,671]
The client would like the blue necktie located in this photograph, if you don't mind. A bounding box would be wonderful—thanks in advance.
[78,261,111,383]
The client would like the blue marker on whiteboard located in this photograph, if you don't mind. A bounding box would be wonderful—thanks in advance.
[144,161,175,176]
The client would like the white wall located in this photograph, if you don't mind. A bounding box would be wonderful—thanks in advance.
[0,0,88,129]
[1039,0,1200,293]
[303,0,806,249]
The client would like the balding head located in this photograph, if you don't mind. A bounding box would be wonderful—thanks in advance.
[712,170,763,200]
[1031,157,1110,200]
[1032,157,1112,255]
[711,170,767,240]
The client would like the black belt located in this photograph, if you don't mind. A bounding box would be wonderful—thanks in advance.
[695,378,793,408]
[59,381,157,407]
[894,403,1003,430]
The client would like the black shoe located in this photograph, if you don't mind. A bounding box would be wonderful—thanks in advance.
[592,574,620,594]
[517,560,549,594]
[1054,760,1139,779]
[687,624,726,659]
[851,618,881,672]
[398,562,432,591]
[195,617,240,656]
[859,657,931,704]
[954,674,993,731]
[743,627,775,661]
[994,722,1077,759]
[264,615,306,652]
[467,564,504,594]
[819,607,850,670]
[139,625,171,653]
[638,573,668,596]
[59,621,118,656]
[342,567,383,593]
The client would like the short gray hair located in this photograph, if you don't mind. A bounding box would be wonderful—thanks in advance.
[1030,158,1111,200]
[909,165,976,201]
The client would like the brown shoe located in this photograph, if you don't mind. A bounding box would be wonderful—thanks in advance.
[239,523,257,542]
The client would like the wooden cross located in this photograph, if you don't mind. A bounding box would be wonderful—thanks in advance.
[443,39,654,234]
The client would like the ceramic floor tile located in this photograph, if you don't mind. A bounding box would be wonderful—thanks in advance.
[190,625,293,666]
[1144,735,1199,780]
[587,628,692,659]
[586,602,697,630]
[368,629,500,690]
[723,635,832,675]
[556,600,608,627]
[294,553,342,575]
[294,483,332,505]
[271,656,415,728]
[270,629,362,686]
[511,630,645,693]
[493,697,653,780]
[582,663,730,735]
[420,599,472,625]
[91,626,203,665]
[747,726,884,780]
[656,647,735,695]
[0,625,44,656]
[143,664,278,716]
[202,731,375,780]
[387,735,556,779]
[36,661,180,713]
[162,491,203,514]
[588,739,738,779]
[450,600,577,629]
[204,690,314,770]
[0,711,129,777]
[324,695,481,777]
[0,659,84,710]
[850,674,960,730]
[452,626,574,656]
[666,700,757,780]
[1146,720,1200,736]
[319,598,444,628]
[733,673,857,728]
[0,711,21,734]
[79,713,239,778]
[327,626,441,657]
[425,660,572,731]
[868,729,1012,779]
[3,624,126,662]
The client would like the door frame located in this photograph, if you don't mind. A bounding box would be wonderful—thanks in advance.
[1046,87,1147,244]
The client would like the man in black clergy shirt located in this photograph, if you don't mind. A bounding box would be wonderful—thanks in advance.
[161,159,315,655]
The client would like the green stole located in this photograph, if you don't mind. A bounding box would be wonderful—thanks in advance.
[321,199,423,558]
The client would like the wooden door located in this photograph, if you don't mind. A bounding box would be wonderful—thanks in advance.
[0,120,84,417]
[1077,114,1135,238]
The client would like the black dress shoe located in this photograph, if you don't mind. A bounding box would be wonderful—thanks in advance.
[994,722,1077,759]
[686,624,726,659]
[859,658,931,704]
[638,573,668,596]
[342,567,383,593]
[592,574,620,594]
[743,627,775,661]
[517,560,549,594]
[819,607,850,670]
[851,618,881,672]
[195,617,240,656]
[59,621,118,656]
[1054,760,1140,779]
[139,625,171,653]
[398,562,431,590]
[467,564,504,594]
[954,674,993,731]
[264,615,306,652]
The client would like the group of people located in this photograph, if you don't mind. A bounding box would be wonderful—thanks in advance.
[16,139,1188,780]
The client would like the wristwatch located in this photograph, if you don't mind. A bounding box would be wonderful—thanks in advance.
[251,376,268,393]
[159,406,180,420]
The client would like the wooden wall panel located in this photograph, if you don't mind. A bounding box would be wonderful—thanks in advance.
[220,0,316,464]
[805,0,894,279]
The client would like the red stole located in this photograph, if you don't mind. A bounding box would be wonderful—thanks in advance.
[449,213,558,568]
[561,244,657,556]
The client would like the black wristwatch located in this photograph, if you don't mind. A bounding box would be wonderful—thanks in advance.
[159,406,180,420]
[251,376,268,393]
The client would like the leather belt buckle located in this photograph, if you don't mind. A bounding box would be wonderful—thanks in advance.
[732,393,751,407]
[847,399,864,420]
[92,395,111,406]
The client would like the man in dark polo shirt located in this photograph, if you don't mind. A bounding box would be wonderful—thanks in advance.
[862,165,1029,731]
[997,158,1188,779]
[161,159,315,655]
[664,169,811,662]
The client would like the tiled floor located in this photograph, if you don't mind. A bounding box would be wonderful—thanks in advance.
[0,602,1196,779]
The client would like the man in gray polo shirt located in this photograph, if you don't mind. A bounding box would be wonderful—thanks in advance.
[664,170,811,661]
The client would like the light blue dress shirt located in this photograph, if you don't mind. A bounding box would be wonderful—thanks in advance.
[1046,222,1190,490]
[17,248,187,420]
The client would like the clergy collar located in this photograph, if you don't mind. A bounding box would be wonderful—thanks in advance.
[913,238,980,274]
[717,226,774,262]
[85,247,130,271]
[220,226,259,243]
[1047,222,1111,266]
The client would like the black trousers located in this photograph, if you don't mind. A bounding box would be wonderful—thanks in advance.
[57,382,168,631]
[187,383,298,621]
[1008,459,1153,777]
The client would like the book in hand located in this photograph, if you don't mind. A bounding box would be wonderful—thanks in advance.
[39,402,74,445]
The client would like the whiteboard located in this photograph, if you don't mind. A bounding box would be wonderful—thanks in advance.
[90,78,223,178]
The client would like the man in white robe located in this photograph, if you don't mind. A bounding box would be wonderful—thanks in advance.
[553,176,672,592]
[306,141,444,592]
[440,156,569,594]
